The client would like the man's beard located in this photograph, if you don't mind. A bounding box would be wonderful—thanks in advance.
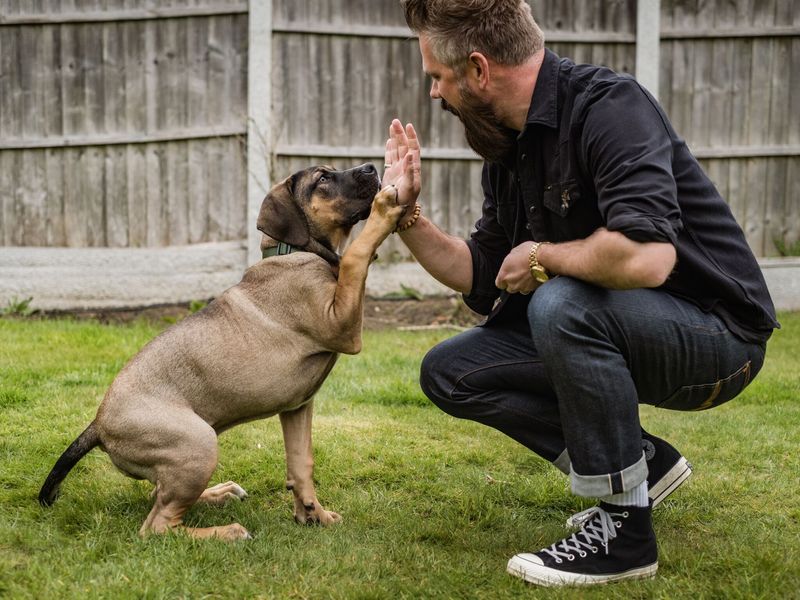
[441,85,516,164]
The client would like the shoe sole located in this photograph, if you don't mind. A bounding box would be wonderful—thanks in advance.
[507,555,658,587]
[649,457,693,508]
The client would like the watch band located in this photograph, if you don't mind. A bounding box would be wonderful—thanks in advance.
[529,241,551,282]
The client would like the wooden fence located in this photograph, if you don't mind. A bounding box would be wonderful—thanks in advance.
[0,0,798,309]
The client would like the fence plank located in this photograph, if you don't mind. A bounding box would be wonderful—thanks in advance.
[44,148,66,246]
[690,40,712,148]
[145,144,166,246]
[126,145,148,247]
[744,158,768,254]
[59,25,84,135]
[786,157,800,251]
[708,39,734,149]
[728,38,752,148]
[726,157,747,232]
[186,16,209,127]
[105,145,130,247]
[19,151,47,245]
[123,18,147,133]
[166,141,189,245]
[747,39,775,147]
[769,38,792,146]
[791,38,800,147]
[206,138,227,242]
[764,157,788,256]
[188,139,210,243]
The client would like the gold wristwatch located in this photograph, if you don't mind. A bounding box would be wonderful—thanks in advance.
[529,241,551,283]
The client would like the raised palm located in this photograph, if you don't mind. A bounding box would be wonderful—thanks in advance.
[382,119,422,208]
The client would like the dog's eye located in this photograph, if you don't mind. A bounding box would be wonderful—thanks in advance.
[318,175,329,183]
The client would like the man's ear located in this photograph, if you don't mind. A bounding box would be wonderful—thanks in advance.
[468,51,491,90]
[256,175,310,247]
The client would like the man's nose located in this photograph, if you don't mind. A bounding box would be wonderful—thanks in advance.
[429,80,440,100]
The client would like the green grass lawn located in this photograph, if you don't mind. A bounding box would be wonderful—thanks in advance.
[1,312,798,599]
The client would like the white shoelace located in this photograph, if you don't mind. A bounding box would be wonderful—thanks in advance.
[566,506,599,529]
[542,506,626,563]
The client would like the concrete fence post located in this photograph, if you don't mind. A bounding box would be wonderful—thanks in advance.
[247,0,273,267]
[636,0,661,99]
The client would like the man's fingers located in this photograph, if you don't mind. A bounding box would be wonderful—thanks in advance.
[408,124,421,192]
[397,137,409,161]
[384,139,393,169]
[391,120,405,151]
[406,123,420,152]
[409,150,421,192]
[391,118,409,158]
[392,119,405,147]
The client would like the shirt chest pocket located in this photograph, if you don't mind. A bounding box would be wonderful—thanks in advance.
[541,180,603,242]
[543,180,580,218]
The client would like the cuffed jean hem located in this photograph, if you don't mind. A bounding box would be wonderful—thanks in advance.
[553,449,571,475]
[570,452,648,497]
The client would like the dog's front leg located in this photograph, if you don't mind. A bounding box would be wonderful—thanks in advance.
[279,400,341,525]
[324,187,405,353]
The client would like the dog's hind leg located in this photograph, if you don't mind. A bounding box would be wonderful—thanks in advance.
[280,400,342,526]
[137,417,250,541]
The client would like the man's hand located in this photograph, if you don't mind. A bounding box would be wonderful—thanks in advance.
[380,119,474,294]
[495,241,542,295]
[383,119,421,208]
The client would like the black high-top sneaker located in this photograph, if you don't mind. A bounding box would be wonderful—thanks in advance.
[641,430,692,507]
[508,503,658,587]
[567,432,692,528]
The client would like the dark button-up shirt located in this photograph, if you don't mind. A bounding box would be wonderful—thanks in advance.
[464,49,778,344]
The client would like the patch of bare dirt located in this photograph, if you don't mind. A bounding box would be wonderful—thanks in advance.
[363,296,483,330]
[42,297,484,330]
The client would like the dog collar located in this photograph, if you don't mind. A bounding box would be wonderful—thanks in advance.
[262,242,302,258]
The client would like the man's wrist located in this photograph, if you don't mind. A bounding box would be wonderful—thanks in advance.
[529,241,552,283]
[395,203,421,233]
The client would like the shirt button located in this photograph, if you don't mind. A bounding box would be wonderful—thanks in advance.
[521,153,527,161]
[529,205,536,213]
[525,223,531,230]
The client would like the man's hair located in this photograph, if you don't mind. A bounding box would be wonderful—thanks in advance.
[401,0,544,72]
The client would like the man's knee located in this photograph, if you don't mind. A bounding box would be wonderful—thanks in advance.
[419,342,455,407]
[528,277,598,348]
[419,339,474,418]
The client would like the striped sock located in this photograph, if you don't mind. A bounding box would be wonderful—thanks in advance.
[602,480,649,507]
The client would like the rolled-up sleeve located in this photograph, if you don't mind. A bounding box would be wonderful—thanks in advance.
[462,166,511,315]
[580,79,683,245]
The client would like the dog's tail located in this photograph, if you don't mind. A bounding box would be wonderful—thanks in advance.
[38,421,100,507]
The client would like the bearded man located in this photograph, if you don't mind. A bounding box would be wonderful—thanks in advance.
[381,0,778,587]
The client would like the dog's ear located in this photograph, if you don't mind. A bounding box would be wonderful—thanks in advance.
[256,175,310,247]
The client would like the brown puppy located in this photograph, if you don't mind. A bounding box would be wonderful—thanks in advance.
[39,163,405,541]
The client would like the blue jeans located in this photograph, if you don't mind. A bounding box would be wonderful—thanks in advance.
[420,277,766,497]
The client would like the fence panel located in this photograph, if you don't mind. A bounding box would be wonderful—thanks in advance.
[0,2,248,248]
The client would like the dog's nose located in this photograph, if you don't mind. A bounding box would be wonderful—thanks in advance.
[361,163,377,175]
